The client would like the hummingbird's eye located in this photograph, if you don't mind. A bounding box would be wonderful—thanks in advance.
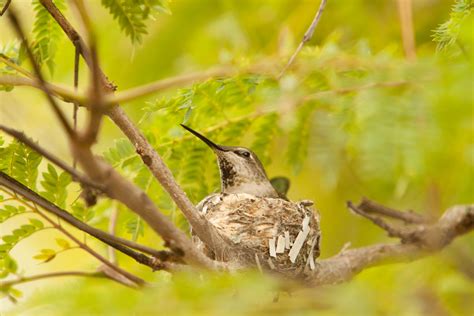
[237,150,251,158]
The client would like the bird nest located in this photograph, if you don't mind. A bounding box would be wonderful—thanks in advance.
[194,193,321,278]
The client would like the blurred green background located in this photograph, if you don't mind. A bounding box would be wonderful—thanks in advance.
[0,0,473,315]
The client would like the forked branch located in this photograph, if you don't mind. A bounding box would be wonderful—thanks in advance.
[39,0,231,259]
[309,200,474,286]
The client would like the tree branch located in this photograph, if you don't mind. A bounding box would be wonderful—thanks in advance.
[0,124,101,190]
[0,271,106,289]
[0,54,33,78]
[308,202,474,286]
[358,197,427,224]
[397,0,416,61]
[106,67,234,105]
[0,0,11,16]
[5,4,226,271]
[278,0,327,78]
[7,10,75,138]
[0,75,84,103]
[0,172,176,266]
[39,0,231,260]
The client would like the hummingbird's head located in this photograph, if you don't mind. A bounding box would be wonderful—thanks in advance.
[181,124,279,198]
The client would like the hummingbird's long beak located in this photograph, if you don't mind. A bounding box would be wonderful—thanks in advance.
[180,124,226,151]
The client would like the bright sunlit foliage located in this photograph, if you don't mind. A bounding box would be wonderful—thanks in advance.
[0,0,473,315]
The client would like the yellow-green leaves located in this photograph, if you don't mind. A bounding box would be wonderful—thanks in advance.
[101,0,171,44]
[31,0,66,74]
[40,164,71,208]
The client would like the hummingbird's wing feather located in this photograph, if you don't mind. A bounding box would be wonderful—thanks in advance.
[270,176,290,200]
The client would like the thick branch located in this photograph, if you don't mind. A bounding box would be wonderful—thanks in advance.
[0,0,11,16]
[39,0,231,259]
[70,147,222,269]
[6,8,216,270]
[0,75,83,103]
[0,172,175,265]
[308,203,474,286]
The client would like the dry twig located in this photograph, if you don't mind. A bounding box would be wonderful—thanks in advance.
[309,201,473,286]
[278,0,327,78]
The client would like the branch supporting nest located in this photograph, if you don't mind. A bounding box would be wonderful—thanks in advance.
[309,200,474,286]
[37,0,231,260]
[0,1,472,291]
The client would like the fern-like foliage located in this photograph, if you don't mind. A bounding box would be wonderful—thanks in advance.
[101,0,171,44]
[0,140,42,190]
[0,41,26,91]
[40,164,71,208]
[433,0,473,51]
[126,216,144,241]
[31,0,66,74]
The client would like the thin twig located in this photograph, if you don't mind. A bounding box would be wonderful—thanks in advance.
[71,0,103,146]
[0,54,34,78]
[0,271,106,288]
[0,75,84,103]
[309,203,474,286]
[397,0,416,61]
[0,172,175,263]
[73,48,80,168]
[106,67,234,105]
[39,0,232,263]
[358,197,427,224]
[303,80,411,100]
[7,10,75,138]
[108,207,119,264]
[347,201,409,240]
[32,204,143,287]
[278,0,327,78]
[0,0,11,16]
[0,124,102,190]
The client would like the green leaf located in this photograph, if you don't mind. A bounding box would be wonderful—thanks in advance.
[101,0,148,44]
[29,218,44,229]
[103,138,136,168]
[55,238,70,249]
[0,41,25,91]
[40,164,71,208]
[0,140,42,189]
[2,235,18,243]
[33,249,57,263]
[72,203,95,223]
[8,287,23,299]
[101,0,171,44]
[31,0,66,74]
[126,216,144,241]
[433,0,473,51]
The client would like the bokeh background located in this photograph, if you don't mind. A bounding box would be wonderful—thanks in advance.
[0,0,473,315]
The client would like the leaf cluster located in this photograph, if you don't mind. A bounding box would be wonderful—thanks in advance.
[101,0,171,44]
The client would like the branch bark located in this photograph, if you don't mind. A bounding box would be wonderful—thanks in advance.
[0,271,106,289]
[308,202,474,286]
[6,6,224,270]
[397,0,416,61]
[0,172,176,266]
[39,0,231,259]
[0,124,102,190]
[0,0,11,16]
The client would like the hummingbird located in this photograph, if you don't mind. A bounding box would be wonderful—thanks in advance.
[181,124,320,278]
[181,124,286,199]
